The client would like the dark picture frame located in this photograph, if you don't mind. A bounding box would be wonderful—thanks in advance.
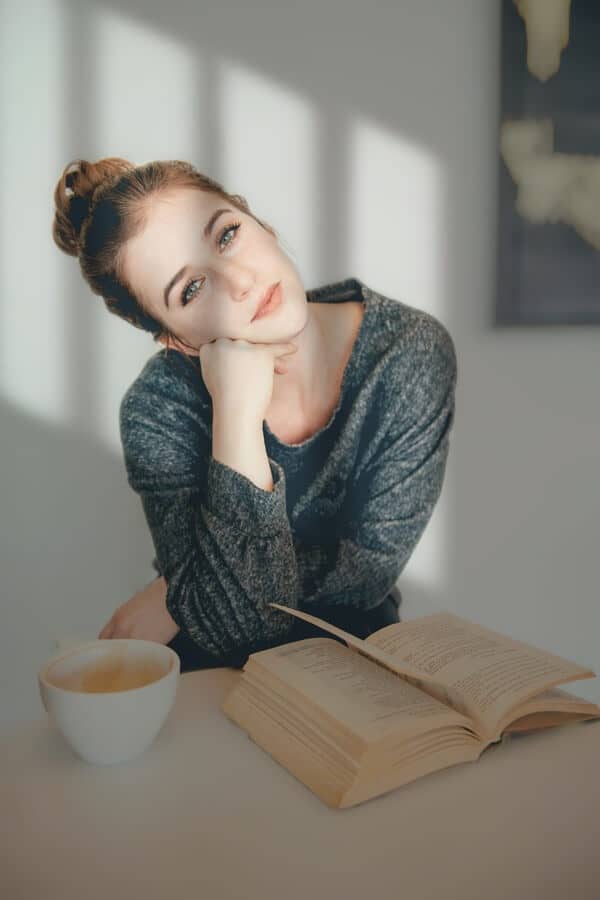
[496,0,600,325]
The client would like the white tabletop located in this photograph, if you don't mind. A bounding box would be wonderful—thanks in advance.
[1,667,599,900]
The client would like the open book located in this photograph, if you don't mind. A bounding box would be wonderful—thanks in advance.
[222,605,600,809]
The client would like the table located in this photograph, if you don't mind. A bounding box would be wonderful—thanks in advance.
[1,668,599,899]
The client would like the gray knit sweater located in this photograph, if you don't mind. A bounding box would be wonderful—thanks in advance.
[119,278,457,658]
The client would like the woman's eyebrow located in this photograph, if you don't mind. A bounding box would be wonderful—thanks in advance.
[204,207,232,239]
[163,208,233,308]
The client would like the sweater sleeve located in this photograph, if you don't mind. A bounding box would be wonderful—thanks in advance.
[119,377,300,658]
[295,320,457,610]
[143,459,301,656]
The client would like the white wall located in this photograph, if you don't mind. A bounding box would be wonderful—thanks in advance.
[1,0,598,726]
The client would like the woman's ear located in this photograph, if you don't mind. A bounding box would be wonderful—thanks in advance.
[156,332,200,357]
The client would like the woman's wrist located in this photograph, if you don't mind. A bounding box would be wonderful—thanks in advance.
[212,407,273,491]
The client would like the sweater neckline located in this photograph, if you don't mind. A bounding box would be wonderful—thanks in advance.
[263,277,371,451]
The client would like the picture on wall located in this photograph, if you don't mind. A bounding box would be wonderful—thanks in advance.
[496,0,600,325]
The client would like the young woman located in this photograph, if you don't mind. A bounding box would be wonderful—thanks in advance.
[52,157,457,672]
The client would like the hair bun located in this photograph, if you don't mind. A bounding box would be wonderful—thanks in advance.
[68,194,91,235]
[52,156,133,257]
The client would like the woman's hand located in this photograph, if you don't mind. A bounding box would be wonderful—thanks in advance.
[199,338,298,422]
[98,576,180,645]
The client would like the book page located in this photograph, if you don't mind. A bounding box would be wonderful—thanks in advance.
[495,687,600,736]
[268,603,452,702]
[248,637,472,744]
[366,612,595,736]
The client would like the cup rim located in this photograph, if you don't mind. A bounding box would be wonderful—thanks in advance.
[38,639,180,696]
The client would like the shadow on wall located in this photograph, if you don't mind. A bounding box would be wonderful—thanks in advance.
[0,394,155,724]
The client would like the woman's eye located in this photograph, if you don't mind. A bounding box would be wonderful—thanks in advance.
[182,278,202,306]
[218,221,241,251]
[180,221,242,307]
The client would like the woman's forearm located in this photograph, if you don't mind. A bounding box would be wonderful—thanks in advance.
[211,405,273,492]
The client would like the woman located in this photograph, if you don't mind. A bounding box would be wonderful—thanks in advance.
[52,157,457,672]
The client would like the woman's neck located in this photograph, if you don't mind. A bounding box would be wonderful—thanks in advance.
[267,299,364,429]
[267,302,330,419]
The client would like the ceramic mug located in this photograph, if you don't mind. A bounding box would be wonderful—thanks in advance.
[38,639,180,765]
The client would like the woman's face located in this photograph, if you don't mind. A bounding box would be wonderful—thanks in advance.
[121,186,308,353]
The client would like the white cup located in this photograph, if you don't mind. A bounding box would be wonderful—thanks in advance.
[38,639,180,765]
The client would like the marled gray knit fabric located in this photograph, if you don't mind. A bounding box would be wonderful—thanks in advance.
[119,277,457,658]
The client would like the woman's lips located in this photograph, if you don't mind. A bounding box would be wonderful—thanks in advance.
[252,282,282,321]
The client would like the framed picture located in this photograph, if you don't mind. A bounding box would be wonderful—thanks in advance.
[496,0,600,325]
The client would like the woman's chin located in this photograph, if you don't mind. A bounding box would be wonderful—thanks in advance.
[282,305,310,340]
[254,310,308,343]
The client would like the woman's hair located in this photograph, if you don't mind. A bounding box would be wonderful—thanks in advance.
[52,157,280,347]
